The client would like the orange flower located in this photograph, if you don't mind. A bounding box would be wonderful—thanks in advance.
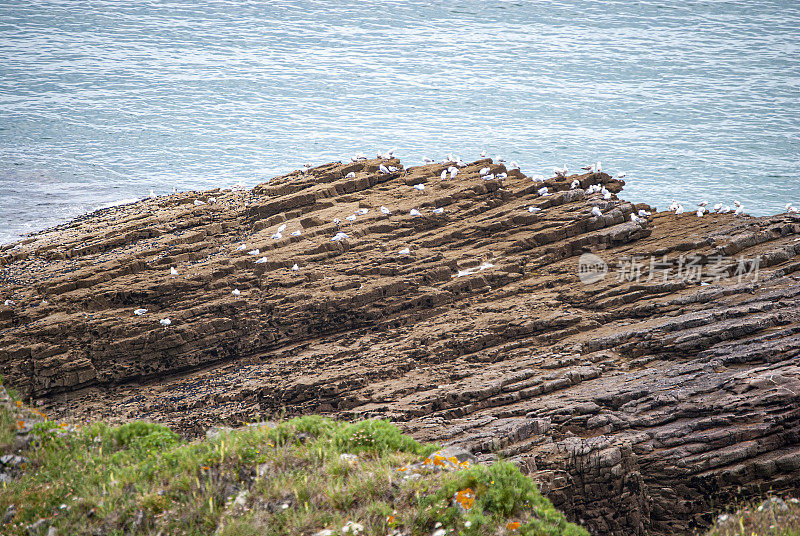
[201,465,209,471]
[459,460,470,469]
[16,420,24,429]
[447,456,459,464]
[386,515,396,524]
[454,488,475,511]
[397,466,408,472]
[15,400,22,408]
[431,455,446,466]
[422,457,432,465]
[506,522,521,531]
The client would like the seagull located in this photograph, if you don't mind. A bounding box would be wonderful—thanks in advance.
[591,206,603,218]
[480,149,487,157]
[787,204,799,214]
[581,164,594,172]
[440,170,447,180]
[496,173,507,180]
[291,230,302,236]
[387,147,397,157]
[713,203,722,213]
[698,200,708,208]
[721,205,731,213]
[479,167,490,176]
[346,214,357,222]
[333,218,341,227]
[331,232,349,241]
[456,159,467,168]
[530,174,545,182]
[345,172,356,178]
[603,190,612,200]
[696,207,705,217]
[483,173,495,181]
[160,318,171,327]
[381,206,391,215]
[170,266,178,275]
[450,168,458,179]
[734,200,741,207]
[3,300,13,306]
[379,164,390,174]
[595,161,602,173]
[414,183,425,192]
[231,289,240,296]
[410,209,422,217]
[507,161,519,170]
[638,209,651,217]
[538,186,549,196]
[291,263,299,271]
[271,224,287,240]
[554,165,568,178]
[208,197,216,204]
[398,247,410,255]
[150,189,156,199]
[355,208,369,215]
[527,206,541,213]
[496,156,506,163]
[617,172,626,178]
[675,204,685,215]
[194,199,206,206]
[422,156,434,164]
[631,213,643,224]
[432,207,444,214]
[735,204,745,216]
[570,180,580,190]
[134,308,147,316]
[668,199,679,211]
[255,256,268,263]
[236,244,247,251]
[248,249,260,256]
[388,166,398,172]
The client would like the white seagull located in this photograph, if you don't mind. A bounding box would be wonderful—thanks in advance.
[381,206,391,215]
[449,167,458,179]
[134,308,147,316]
[570,180,580,190]
[379,164,390,174]
[617,172,626,178]
[440,170,447,180]
[432,207,444,214]
[537,186,549,196]
[591,206,603,218]
[291,263,299,271]
[527,206,541,213]
[355,208,369,215]
[483,174,495,181]
[414,183,425,192]
[675,204,685,215]
[232,289,241,296]
[291,230,302,236]
[170,266,178,275]
[160,318,171,327]
[331,232,349,241]
[479,167,490,176]
[346,214,357,222]
[410,209,422,217]
[422,156,434,164]
[248,249,260,256]
[398,247,410,255]
[480,149,487,157]
[194,199,206,206]
[237,244,247,251]
[255,257,268,263]
[345,172,356,178]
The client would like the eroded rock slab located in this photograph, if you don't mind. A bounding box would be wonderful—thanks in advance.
[1,158,799,535]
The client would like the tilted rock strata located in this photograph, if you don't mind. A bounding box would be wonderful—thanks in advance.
[1,158,799,535]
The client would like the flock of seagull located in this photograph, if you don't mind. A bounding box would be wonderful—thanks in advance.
[119,149,800,328]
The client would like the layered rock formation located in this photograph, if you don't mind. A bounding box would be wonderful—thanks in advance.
[1,158,799,535]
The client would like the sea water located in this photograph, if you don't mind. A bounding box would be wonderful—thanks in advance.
[1,0,798,244]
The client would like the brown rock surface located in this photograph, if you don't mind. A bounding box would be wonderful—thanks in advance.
[1,158,799,535]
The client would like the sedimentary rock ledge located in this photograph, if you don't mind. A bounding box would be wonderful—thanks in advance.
[1,158,799,535]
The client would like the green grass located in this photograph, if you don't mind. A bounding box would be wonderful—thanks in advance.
[0,401,588,536]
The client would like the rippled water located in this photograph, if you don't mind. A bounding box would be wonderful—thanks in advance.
[1,0,798,244]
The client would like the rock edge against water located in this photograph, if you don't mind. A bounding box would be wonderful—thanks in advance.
[1,157,799,535]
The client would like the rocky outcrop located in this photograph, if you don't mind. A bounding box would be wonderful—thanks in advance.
[1,158,799,535]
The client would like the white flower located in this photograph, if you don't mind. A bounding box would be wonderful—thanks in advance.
[465,521,472,528]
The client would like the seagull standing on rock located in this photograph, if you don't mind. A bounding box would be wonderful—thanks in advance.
[381,206,392,215]
[410,209,422,217]
[160,318,171,327]
[170,266,178,276]
[379,164,390,174]
[134,308,147,316]
[440,170,447,180]
[232,289,240,296]
[414,183,425,192]
[591,206,603,218]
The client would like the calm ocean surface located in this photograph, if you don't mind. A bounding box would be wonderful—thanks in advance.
[1,0,798,244]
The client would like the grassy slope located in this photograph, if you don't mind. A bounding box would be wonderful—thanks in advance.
[0,392,588,536]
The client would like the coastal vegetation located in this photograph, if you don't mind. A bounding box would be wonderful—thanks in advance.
[0,383,587,536]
